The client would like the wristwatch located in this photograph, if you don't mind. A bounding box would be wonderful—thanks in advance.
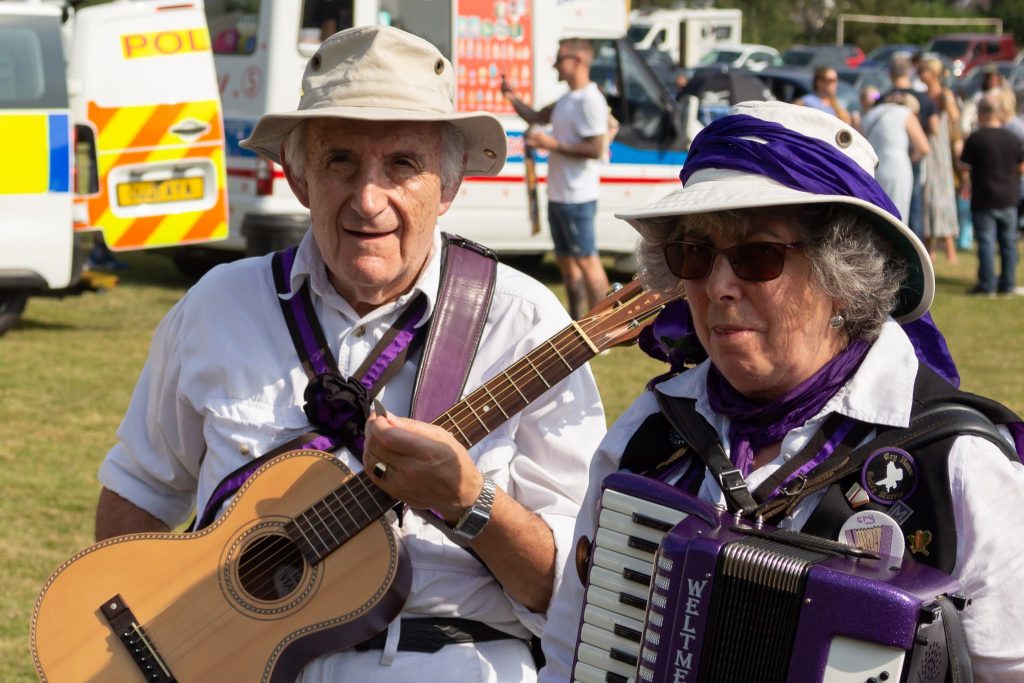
[451,474,496,541]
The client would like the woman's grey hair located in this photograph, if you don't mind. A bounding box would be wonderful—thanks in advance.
[636,205,908,341]
[281,120,467,193]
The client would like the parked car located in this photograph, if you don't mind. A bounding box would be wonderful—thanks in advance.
[863,43,920,68]
[843,44,866,68]
[695,43,781,72]
[835,65,891,96]
[1010,61,1024,93]
[754,66,859,114]
[955,60,1015,100]
[924,32,1017,77]
[781,45,850,69]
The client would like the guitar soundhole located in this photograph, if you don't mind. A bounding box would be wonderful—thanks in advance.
[237,533,306,601]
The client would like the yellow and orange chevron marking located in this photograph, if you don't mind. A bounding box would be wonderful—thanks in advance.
[85,99,228,250]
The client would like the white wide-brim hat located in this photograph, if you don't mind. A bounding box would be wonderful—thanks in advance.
[616,101,934,322]
[241,25,507,176]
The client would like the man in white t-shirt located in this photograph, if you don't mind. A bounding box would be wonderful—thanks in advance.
[503,38,610,319]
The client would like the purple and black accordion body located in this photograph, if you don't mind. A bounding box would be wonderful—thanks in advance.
[571,472,966,683]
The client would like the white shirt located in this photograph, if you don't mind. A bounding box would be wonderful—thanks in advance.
[547,81,608,204]
[540,320,1024,682]
[99,230,607,681]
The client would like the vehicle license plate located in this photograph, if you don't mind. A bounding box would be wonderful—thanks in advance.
[116,177,205,206]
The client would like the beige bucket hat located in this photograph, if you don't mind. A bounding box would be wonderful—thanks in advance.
[616,101,934,322]
[241,25,507,176]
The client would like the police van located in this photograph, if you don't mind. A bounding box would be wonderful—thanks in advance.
[68,0,228,253]
[194,0,693,270]
[0,0,229,332]
[0,1,77,334]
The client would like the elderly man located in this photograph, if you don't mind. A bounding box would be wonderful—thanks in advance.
[93,26,605,682]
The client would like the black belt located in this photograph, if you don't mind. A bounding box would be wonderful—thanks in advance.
[354,618,520,654]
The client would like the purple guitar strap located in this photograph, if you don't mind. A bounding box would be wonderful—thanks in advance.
[411,233,498,422]
[193,234,496,531]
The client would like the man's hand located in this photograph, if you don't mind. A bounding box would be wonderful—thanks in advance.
[363,411,482,522]
[362,410,557,612]
[500,74,515,100]
[524,128,558,153]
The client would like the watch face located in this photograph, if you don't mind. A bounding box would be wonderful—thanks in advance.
[455,510,489,540]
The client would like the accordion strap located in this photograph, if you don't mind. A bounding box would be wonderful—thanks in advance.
[654,393,758,515]
[936,594,974,683]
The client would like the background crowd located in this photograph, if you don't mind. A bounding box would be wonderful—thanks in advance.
[807,53,1024,296]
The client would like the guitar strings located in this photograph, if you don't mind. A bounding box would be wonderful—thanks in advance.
[137,308,624,664]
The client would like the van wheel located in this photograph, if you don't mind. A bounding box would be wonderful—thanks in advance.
[0,291,28,336]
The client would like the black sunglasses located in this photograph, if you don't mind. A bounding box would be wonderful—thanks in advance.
[662,240,806,282]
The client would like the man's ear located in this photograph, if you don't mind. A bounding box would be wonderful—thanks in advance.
[438,176,463,216]
[280,142,310,209]
[437,155,466,216]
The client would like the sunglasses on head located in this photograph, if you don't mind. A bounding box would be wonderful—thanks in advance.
[662,240,806,282]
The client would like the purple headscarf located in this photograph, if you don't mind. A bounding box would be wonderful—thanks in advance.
[682,114,902,221]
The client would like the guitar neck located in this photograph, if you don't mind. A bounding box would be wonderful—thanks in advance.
[287,321,600,565]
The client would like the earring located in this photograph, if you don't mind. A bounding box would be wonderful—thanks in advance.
[829,314,844,329]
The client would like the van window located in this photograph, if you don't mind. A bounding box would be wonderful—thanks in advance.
[0,16,66,108]
[626,25,650,44]
[299,0,354,51]
[592,40,676,149]
[206,0,261,55]
[380,0,452,59]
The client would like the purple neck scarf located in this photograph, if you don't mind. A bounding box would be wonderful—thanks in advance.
[641,300,960,388]
[682,114,902,221]
[707,339,871,476]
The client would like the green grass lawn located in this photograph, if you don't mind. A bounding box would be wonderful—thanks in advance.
[4,247,1023,680]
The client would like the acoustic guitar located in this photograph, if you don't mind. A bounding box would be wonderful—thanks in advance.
[31,280,677,682]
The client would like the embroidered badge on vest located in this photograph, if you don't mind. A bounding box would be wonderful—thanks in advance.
[862,447,918,504]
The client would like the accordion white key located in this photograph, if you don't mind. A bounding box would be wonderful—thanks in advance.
[571,472,970,683]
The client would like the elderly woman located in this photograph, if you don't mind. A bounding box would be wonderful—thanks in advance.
[538,101,1024,682]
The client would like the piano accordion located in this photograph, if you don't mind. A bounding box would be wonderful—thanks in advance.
[571,472,967,683]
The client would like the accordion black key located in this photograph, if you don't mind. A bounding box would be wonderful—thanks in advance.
[571,472,969,683]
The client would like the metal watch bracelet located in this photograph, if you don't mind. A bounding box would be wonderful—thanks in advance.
[451,474,496,541]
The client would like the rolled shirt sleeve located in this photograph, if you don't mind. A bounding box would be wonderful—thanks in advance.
[98,296,204,527]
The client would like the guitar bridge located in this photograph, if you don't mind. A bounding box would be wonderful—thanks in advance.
[100,594,177,682]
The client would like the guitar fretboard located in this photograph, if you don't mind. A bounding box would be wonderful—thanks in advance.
[286,322,600,564]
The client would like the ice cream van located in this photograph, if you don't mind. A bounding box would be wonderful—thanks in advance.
[179,0,693,273]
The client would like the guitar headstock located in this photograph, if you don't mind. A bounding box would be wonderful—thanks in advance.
[578,279,681,352]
